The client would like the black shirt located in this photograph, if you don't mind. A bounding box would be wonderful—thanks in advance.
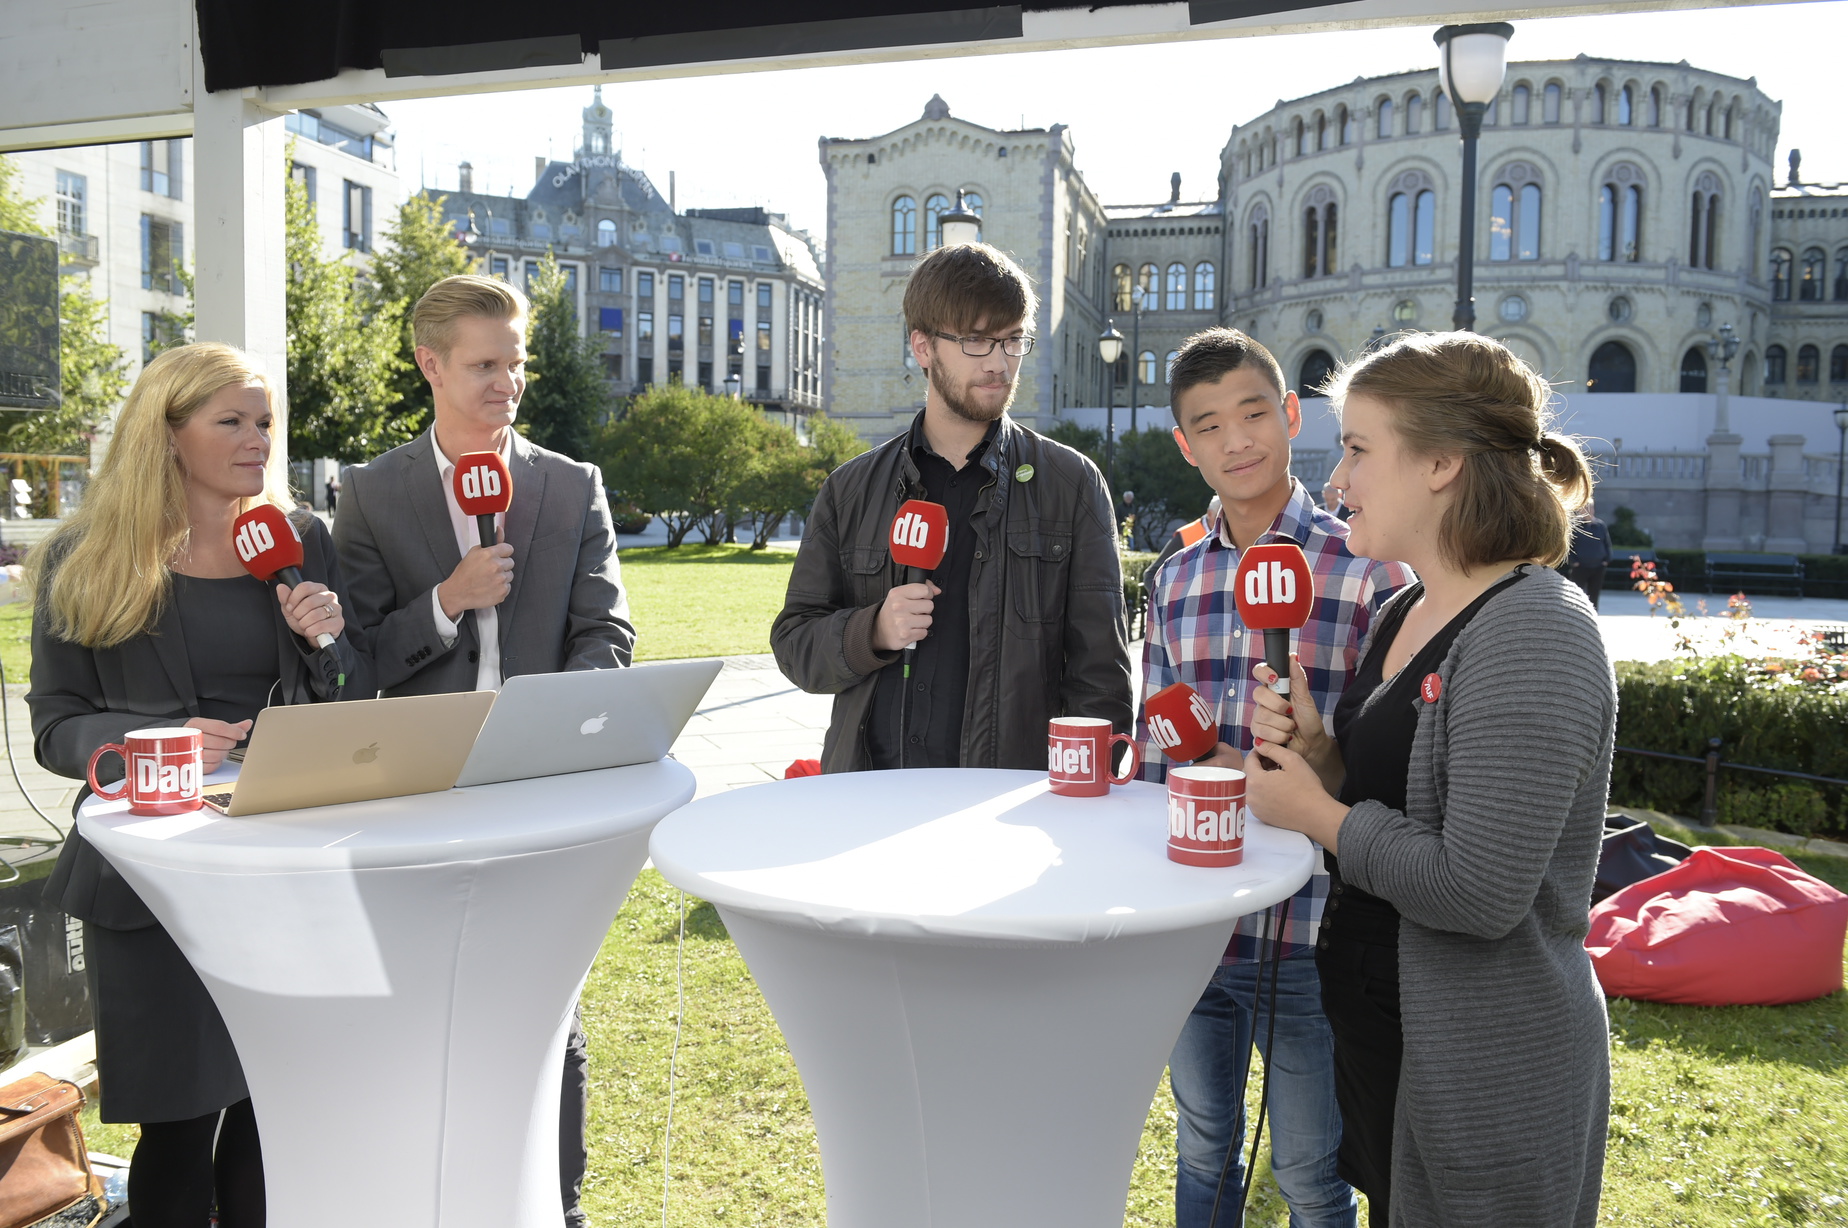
[172,572,282,728]
[866,418,998,770]
[1324,570,1529,945]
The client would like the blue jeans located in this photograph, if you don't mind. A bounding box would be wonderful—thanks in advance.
[1169,955,1357,1228]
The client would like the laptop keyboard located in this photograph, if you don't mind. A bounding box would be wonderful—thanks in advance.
[203,791,235,809]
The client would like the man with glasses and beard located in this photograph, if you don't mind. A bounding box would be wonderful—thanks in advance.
[772,242,1131,772]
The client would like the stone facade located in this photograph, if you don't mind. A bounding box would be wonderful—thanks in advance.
[432,89,824,427]
[1764,177,1848,402]
[819,95,1107,439]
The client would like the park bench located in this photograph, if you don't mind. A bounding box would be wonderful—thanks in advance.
[1605,548,1664,592]
[1704,552,1804,597]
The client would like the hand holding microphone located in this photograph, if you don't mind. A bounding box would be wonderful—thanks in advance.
[1234,542,1314,771]
[440,451,517,618]
[1144,682,1226,766]
[233,505,346,691]
[883,500,949,660]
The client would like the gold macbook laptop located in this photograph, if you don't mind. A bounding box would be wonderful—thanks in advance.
[202,691,497,817]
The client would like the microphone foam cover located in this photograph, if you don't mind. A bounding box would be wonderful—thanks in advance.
[1234,542,1314,631]
[453,451,513,517]
[1144,682,1220,763]
[889,499,950,571]
[232,504,305,582]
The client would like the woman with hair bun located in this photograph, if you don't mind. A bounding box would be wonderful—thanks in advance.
[27,342,368,1227]
[1242,332,1613,1227]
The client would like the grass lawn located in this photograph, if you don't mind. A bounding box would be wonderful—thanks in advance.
[619,545,796,662]
[0,602,31,687]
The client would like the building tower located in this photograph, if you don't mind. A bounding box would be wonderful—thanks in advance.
[581,85,613,158]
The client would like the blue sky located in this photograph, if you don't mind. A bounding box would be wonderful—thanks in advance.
[388,1,1845,236]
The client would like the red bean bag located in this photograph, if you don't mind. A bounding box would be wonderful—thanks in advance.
[1585,846,1848,1006]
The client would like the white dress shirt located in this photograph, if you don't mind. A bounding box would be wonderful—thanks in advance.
[429,430,511,691]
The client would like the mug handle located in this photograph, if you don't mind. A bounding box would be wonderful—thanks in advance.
[1108,733,1141,785]
[87,743,131,800]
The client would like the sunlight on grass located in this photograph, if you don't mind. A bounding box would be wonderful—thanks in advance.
[620,545,796,662]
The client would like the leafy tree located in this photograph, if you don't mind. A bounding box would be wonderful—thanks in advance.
[521,252,608,461]
[729,411,868,549]
[808,412,869,475]
[283,148,409,463]
[1115,427,1214,550]
[1043,420,1104,469]
[595,384,760,547]
[0,155,126,455]
[367,193,475,437]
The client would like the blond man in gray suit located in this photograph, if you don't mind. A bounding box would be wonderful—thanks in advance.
[333,274,633,1227]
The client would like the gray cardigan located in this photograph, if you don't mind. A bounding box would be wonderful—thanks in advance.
[1337,566,1614,1228]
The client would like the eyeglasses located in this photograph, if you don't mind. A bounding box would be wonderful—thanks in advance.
[933,332,1036,358]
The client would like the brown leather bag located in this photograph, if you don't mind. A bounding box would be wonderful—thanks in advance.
[0,1073,103,1228]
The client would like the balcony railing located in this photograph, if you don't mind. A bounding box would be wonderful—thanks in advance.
[58,232,98,265]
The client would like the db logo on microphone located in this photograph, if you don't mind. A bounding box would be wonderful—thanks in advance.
[1242,559,1298,606]
[233,518,275,564]
[460,464,503,501]
[1148,691,1214,751]
[890,510,935,551]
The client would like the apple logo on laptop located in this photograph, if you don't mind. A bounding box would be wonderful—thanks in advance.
[580,713,608,736]
[353,743,381,764]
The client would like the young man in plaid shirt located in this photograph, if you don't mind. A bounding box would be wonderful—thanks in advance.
[1137,329,1412,1227]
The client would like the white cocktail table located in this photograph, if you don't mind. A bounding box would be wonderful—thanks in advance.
[649,768,1313,1228]
[78,758,696,1228]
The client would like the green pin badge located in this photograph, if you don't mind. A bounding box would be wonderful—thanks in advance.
[1015,463,1035,483]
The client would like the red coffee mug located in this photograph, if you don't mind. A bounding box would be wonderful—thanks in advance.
[1167,766,1246,867]
[87,727,205,816]
[1048,716,1140,797]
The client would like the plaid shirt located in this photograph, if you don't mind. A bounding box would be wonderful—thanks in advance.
[1136,479,1414,963]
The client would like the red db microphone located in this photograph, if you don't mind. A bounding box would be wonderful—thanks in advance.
[888,499,949,655]
[234,504,345,691]
[453,451,513,549]
[1234,542,1314,697]
[1144,682,1220,764]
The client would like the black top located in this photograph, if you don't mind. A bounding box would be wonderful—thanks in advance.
[867,417,999,770]
[171,572,281,730]
[1324,570,1529,946]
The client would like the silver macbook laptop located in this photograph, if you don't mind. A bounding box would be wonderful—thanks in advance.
[202,691,498,817]
[454,660,722,787]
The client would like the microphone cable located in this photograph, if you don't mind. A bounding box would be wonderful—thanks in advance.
[661,888,687,1228]
[0,658,70,887]
[1206,894,1291,1228]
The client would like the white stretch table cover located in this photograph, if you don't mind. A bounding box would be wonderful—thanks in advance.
[649,768,1313,1228]
[78,759,695,1228]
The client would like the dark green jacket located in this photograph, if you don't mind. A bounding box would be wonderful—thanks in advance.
[771,412,1132,773]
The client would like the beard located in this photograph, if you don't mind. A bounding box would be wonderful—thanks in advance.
[928,360,1016,424]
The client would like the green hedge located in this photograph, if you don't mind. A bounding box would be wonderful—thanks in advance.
[1612,657,1848,837]
[1618,549,1848,599]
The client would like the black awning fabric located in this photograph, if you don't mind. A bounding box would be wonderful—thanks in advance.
[194,0,1216,92]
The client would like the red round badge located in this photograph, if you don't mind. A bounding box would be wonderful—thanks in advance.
[1420,673,1443,704]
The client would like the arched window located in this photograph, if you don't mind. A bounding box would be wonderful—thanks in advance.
[1705,99,1717,136]
[1138,351,1157,386]
[1685,95,1698,132]
[1799,248,1826,301]
[1338,105,1355,145]
[1489,164,1542,262]
[1316,113,1328,151]
[1164,350,1181,383]
[1511,84,1531,124]
[596,218,616,246]
[1764,344,1787,383]
[1649,85,1664,128]
[1299,349,1336,394]
[1771,249,1793,300]
[1796,344,1820,384]
[1386,175,1437,268]
[1112,263,1133,312]
[1377,97,1394,138]
[1587,341,1637,393]
[923,193,950,249]
[1618,85,1634,126]
[1724,104,1737,141]
[1679,346,1709,393]
[1248,209,1270,290]
[1543,82,1562,124]
[1835,248,1848,301]
[1137,263,1160,310]
[1166,262,1187,310]
[1593,83,1608,124]
[1434,90,1451,130]
[1194,262,1216,310]
[962,192,984,216]
[1406,93,1423,134]
[1302,186,1338,278]
[1741,352,1759,393]
[1688,173,1721,270]
[1598,165,1645,262]
[1293,117,1307,157]
[1831,344,1848,383]
[892,195,917,255]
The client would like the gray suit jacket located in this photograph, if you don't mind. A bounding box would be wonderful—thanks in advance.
[333,429,635,695]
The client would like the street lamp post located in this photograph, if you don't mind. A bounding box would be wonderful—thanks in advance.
[1128,287,1145,434]
[1435,22,1514,332]
[1098,323,1125,494]
[1833,400,1848,554]
[939,190,982,248]
[1705,323,1740,433]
